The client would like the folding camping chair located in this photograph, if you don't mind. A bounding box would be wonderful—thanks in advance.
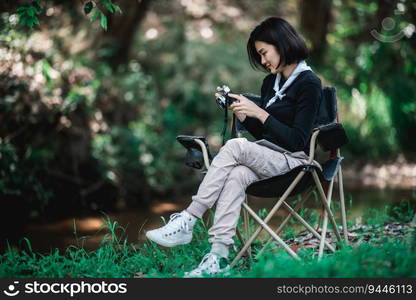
[176,86,349,265]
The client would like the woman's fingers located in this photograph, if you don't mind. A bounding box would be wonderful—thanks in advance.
[229,101,243,110]
[228,93,245,101]
[231,104,246,114]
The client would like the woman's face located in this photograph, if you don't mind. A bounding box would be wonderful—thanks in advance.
[254,41,282,74]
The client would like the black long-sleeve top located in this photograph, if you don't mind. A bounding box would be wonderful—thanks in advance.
[241,70,322,154]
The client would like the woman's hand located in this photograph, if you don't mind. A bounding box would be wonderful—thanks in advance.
[215,92,247,122]
[228,93,270,123]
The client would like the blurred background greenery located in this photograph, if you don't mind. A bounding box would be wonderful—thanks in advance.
[0,0,415,249]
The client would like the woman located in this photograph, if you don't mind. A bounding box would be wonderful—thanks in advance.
[145,17,322,277]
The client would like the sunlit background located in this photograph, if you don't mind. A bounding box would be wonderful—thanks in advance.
[0,0,415,253]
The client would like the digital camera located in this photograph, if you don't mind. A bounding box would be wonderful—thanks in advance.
[215,85,236,109]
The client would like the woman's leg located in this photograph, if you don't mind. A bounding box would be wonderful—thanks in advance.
[207,165,259,254]
[187,137,295,218]
[146,138,246,248]
[184,139,302,277]
[146,138,247,248]
[186,138,248,218]
[192,138,303,249]
[147,138,303,253]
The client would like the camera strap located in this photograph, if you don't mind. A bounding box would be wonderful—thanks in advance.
[221,108,237,146]
[231,113,237,138]
[221,107,228,146]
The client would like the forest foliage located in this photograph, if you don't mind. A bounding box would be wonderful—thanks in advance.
[0,0,415,223]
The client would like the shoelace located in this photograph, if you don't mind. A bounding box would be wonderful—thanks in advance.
[167,212,191,233]
[197,253,219,270]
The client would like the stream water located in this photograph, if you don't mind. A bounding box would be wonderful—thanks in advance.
[20,187,415,254]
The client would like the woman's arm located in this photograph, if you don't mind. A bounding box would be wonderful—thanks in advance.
[228,74,275,140]
[262,83,321,151]
[228,94,268,140]
[239,116,264,140]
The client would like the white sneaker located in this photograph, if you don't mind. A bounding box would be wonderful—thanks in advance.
[184,253,230,278]
[146,211,196,247]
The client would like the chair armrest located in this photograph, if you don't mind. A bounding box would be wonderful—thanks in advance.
[176,135,212,169]
[313,123,349,151]
[314,122,341,132]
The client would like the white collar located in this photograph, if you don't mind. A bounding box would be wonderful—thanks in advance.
[265,60,312,108]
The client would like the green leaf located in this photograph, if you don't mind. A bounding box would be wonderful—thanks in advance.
[113,4,122,14]
[105,3,114,13]
[84,1,94,15]
[16,3,41,28]
[90,10,100,22]
[27,7,35,17]
[100,13,108,30]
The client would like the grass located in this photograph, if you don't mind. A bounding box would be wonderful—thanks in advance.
[0,201,415,278]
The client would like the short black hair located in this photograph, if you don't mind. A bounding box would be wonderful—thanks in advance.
[247,17,309,71]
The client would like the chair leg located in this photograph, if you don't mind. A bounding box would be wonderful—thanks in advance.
[231,171,306,266]
[243,195,252,258]
[311,170,342,242]
[256,186,337,260]
[240,203,300,261]
[283,201,336,253]
[318,176,335,260]
[337,164,349,244]
[236,227,245,246]
[255,188,313,259]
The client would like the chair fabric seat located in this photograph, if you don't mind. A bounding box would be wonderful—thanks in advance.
[321,157,344,181]
[246,164,323,198]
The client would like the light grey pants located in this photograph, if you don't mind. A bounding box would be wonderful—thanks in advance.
[186,138,309,246]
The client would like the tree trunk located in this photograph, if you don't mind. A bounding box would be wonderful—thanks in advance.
[299,0,333,62]
[100,0,152,70]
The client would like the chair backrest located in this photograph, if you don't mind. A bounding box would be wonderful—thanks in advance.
[314,86,338,128]
[314,87,349,152]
